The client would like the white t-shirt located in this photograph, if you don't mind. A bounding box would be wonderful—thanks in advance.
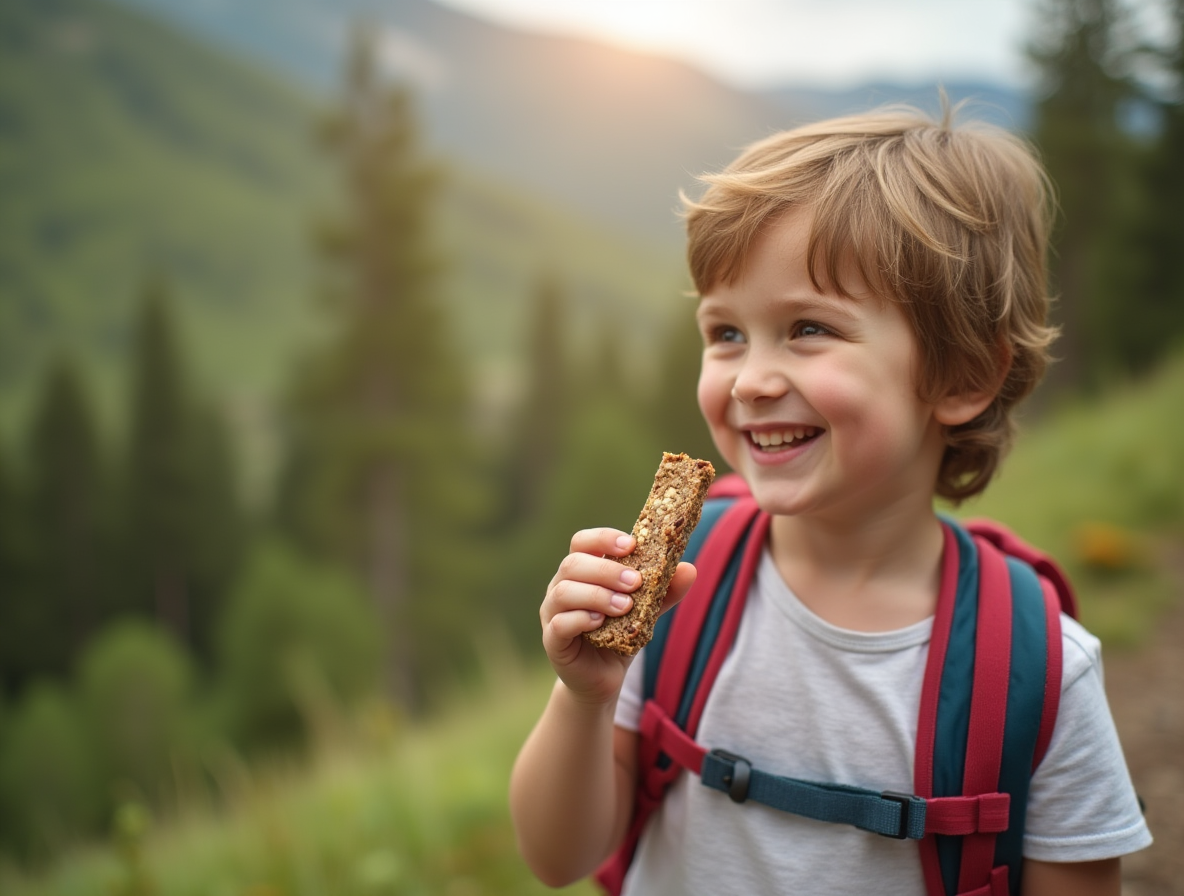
[614,548,1151,896]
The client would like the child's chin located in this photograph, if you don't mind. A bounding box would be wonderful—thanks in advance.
[745,480,814,517]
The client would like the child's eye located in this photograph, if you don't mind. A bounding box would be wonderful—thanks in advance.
[792,320,831,338]
[708,325,745,344]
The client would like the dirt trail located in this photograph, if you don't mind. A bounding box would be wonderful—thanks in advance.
[1107,563,1184,896]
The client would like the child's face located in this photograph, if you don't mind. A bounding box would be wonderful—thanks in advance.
[695,207,948,522]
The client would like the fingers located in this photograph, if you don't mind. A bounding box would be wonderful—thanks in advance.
[542,579,630,657]
[543,536,642,651]
[569,527,636,559]
[545,558,639,623]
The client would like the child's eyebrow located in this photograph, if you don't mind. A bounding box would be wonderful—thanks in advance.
[780,293,865,321]
[696,292,865,322]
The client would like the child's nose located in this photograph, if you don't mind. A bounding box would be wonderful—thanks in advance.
[731,348,791,404]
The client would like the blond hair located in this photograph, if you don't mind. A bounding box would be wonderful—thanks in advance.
[683,106,1057,502]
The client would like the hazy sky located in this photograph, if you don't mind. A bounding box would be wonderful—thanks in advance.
[434,0,1039,89]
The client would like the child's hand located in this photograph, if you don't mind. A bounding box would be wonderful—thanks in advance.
[540,528,697,705]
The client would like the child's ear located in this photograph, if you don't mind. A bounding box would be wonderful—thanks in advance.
[934,344,1010,426]
[933,387,996,427]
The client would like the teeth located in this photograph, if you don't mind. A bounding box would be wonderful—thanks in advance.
[749,427,818,448]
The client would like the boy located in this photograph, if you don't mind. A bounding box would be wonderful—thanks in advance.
[509,108,1151,895]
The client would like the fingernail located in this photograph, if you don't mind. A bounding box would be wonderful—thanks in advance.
[616,535,634,551]
[611,593,632,611]
[589,612,604,622]
[620,569,640,587]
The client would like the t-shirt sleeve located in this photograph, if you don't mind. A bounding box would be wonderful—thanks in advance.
[1023,615,1153,862]
[614,648,646,733]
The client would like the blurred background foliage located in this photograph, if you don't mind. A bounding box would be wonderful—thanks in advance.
[0,0,1182,891]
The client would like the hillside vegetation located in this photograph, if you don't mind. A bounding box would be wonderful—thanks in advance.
[962,353,1184,646]
[0,0,681,441]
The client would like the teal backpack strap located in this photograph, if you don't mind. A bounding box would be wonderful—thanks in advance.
[916,519,1068,896]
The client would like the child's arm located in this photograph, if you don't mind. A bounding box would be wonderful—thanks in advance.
[1021,857,1121,895]
[509,527,695,887]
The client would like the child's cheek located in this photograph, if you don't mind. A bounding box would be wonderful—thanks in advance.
[811,374,899,455]
[697,367,737,461]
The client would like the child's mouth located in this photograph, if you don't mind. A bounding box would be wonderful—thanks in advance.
[747,426,821,452]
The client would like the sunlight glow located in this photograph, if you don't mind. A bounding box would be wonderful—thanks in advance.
[433,0,1033,89]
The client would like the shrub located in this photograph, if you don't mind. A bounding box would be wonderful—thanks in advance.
[215,539,382,749]
[0,682,99,861]
[76,619,196,809]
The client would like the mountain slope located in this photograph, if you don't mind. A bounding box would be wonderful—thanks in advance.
[107,0,802,245]
[108,0,1030,248]
[0,0,682,444]
[0,0,327,416]
[760,80,1030,131]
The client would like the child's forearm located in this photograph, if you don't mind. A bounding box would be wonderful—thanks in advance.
[510,678,634,887]
[1020,857,1121,896]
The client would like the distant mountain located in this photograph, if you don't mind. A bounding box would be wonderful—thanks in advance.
[759,81,1030,132]
[106,0,801,246]
[108,0,1031,248]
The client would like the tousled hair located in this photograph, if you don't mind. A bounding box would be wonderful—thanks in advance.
[683,105,1057,502]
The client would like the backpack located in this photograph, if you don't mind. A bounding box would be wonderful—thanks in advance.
[596,474,1079,896]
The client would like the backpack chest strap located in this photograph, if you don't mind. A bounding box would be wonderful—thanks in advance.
[640,699,1011,839]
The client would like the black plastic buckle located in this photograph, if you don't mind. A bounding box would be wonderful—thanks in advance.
[880,791,917,839]
[710,749,752,804]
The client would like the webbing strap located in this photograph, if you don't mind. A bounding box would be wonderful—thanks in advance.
[639,699,706,776]
[926,794,1012,835]
[701,750,929,839]
[956,866,1011,896]
[642,699,1011,840]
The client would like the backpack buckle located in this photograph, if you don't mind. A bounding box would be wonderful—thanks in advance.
[709,749,752,803]
[880,791,920,839]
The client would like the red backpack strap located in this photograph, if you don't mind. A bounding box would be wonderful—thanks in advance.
[917,519,1067,896]
[964,520,1068,769]
[964,519,1078,620]
[595,495,767,895]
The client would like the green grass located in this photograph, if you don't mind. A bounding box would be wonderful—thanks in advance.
[960,351,1184,648]
[0,658,596,896]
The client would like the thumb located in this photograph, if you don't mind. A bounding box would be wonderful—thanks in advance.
[658,562,698,617]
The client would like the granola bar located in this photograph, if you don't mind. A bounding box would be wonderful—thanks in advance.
[584,452,716,656]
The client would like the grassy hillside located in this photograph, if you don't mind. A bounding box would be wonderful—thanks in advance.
[0,0,328,429]
[961,353,1184,647]
[0,0,682,462]
[0,660,597,896]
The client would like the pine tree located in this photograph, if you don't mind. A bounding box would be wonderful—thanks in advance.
[121,280,244,657]
[0,436,36,692]
[123,280,194,640]
[183,403,247,660]
[1130,0,1184,369]
[1027,0,1141,388]
[279,28,476,706]
[22,355,107,678]
[502,273,570,526]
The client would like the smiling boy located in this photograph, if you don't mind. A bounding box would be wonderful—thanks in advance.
[510,108,1150,895]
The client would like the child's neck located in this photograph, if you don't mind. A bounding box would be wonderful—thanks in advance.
[767,499,945,633]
